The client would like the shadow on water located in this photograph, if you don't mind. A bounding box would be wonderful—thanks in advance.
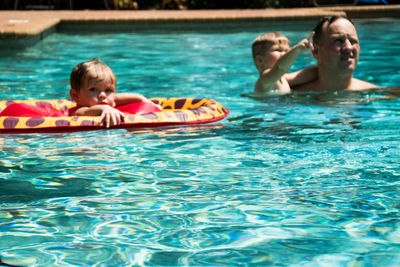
[0,177,97,204]
[0,136,100,204]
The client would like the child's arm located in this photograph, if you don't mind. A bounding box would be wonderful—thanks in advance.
[72,105,125,128]
[284,66,318,87]
[115,93,162,110]
[114,93,152,106]
[256,32,314,94]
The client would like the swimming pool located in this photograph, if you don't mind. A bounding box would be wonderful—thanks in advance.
[0,18,400,266]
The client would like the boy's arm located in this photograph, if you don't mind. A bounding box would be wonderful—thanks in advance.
[284,66,318,87]
[115,93,162,110]
[114,93,152,106]
[257,32,314,93]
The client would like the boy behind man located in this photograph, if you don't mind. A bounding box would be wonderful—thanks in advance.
[252,31,316,96]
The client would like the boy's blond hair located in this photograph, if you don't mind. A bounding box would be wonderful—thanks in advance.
[251,32,290,59]
[70,58,116,91]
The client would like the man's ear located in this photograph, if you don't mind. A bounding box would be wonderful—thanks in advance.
[70,88,78,102]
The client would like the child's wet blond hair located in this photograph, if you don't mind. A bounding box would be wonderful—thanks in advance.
[70,58,116,91]
[251,32,290,59]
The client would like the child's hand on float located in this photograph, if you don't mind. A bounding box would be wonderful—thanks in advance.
[98,105,125,128]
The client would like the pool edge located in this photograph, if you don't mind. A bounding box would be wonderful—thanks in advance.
[0,6,399,48]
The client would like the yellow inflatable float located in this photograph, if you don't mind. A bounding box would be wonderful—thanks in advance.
[0,98,229,134]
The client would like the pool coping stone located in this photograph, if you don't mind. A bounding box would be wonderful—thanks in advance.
[0,5,399,46]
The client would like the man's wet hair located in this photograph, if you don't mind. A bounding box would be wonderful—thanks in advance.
[312,15,354,45]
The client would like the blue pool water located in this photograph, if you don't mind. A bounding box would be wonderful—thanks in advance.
[0,18,400,266]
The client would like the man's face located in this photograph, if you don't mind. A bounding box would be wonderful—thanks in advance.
[314,18,360,73]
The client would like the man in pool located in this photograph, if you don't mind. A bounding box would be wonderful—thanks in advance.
[292,15,377,91]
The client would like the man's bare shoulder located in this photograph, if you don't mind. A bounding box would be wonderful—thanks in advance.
[348,78,378,91]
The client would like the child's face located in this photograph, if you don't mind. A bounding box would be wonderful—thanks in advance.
[70,70,116,108]
[262,42,290,68]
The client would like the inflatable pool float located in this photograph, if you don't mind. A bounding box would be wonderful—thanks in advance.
[0,98,229,134]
